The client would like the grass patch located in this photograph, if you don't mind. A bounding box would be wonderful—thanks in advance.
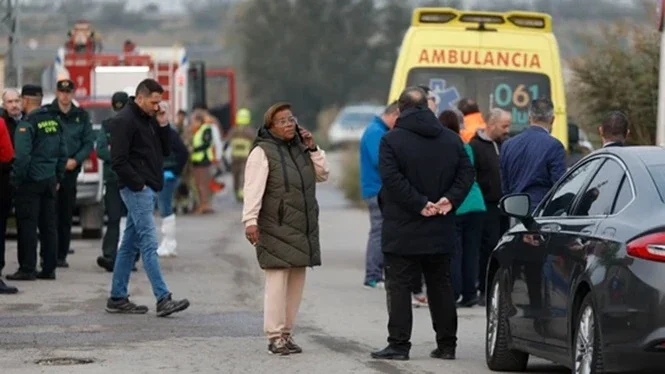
[339,145,363,206]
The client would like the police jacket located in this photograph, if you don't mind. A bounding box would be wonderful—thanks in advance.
[46,100,94,172]
[11,107,68,186]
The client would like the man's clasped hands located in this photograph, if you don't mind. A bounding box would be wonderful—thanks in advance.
[420,197,453,217]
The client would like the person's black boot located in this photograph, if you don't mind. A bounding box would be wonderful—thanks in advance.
[6,270,36,281]
[0,279,18,294]
[371,345,409,361]
[36,271,56,280]
[56,259,69,268]
[430,347,456,360]
[96,256,114,272]
[156,293,190,317]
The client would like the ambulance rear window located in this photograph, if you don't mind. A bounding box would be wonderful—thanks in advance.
[407,68,551,133]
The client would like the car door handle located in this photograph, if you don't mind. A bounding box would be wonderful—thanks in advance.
[540,223,561,232]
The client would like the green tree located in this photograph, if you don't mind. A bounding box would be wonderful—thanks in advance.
[567,23,658,145]
[238,0,386,128]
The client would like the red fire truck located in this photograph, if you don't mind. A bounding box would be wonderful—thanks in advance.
[48,20,237,238]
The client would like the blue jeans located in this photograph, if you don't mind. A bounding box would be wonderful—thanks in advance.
[157,177,179,218]
[364,196,384,284]
[111,187,170,302]
[453,212,484,301]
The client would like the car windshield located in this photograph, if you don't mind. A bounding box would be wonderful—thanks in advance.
[336,109,381,129]
[407,68,552,134]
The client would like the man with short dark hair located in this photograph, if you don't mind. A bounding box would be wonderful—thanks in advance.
[599,111,629,147]
[7,84,67,281]
[46,78,94,267]
[108,79,189,316]
[359,101,399,289]
[371,86,474,361]
[500,98,566,211]
[457,98,485,143]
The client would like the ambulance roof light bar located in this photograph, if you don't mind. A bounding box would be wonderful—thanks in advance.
[412,8,552,32]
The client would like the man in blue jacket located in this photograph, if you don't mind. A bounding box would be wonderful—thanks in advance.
[500,98,566,212]
[359,101,399,289]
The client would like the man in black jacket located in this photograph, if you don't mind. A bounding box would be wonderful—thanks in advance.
[599,111,629,147]
[371,87,474,361]
[108,79,189,317]
[469,108,511,305]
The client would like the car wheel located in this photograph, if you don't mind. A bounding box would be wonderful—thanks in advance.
[573,294,604,374]
[486,270,529,372]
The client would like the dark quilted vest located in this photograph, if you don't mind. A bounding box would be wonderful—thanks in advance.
[254,128,321,269]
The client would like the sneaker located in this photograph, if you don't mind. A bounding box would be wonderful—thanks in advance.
[412,293,428,308]
[105,297,149,314]
[156,293,190,317]
[283,334,302,354]
[430,347,455,360]
[457,297,478,308]
[0,280,18,294]
[268,337,290,356]
[363,280,384,289]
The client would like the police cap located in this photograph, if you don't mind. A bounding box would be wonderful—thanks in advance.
[56,79,75,92]
[111,91,129,112]
[21,84,43,97]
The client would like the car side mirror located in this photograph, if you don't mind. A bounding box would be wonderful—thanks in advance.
[499,193,537,230]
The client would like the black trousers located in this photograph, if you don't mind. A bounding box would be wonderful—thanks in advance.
[384,253,457,352]
[15,178,58,274]
[478,203,504,294]
[57,171,77,261]
[0,171,12,275]
[101,181,127,259]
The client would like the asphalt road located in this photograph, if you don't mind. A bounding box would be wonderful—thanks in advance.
[0,152,569,373]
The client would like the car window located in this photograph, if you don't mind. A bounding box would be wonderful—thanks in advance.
[536,158,602,218]
[572,159,625,217]
[337,111,378,128]
[612,175,633,214]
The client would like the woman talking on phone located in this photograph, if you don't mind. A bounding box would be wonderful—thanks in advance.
[242,102,330,355]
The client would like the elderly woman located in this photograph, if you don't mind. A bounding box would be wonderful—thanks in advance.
[438,109,486,307]
[242,102,329,355]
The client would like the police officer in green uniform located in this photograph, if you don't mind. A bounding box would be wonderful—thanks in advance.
[96,92,129,272]
[47,79,94,268]
[6,84,68,281]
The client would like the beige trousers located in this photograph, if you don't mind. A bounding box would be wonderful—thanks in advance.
[263,267,306,340]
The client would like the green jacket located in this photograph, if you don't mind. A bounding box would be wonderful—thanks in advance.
[254,127,321,269]
[96,118,117,182]
[457,144,487,215]
[46,100,94,173]
[11,107,68,186]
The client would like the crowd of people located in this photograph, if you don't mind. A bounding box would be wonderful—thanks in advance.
[0,78,257,300]
[355,86,630,361]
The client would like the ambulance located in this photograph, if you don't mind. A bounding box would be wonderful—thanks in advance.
[388,8,572,149]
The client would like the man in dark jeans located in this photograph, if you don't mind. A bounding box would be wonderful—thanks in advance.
[46,79,94,267]
[371,87,474,361]
[108,79,189,317]
[469,108,511,305]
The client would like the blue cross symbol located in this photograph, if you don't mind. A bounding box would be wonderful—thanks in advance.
[429,78,461,114]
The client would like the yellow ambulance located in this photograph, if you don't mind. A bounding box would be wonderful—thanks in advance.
[388,8,569,148]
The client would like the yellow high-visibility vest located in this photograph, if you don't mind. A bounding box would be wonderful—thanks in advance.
[191,124,214,163]
[230,137,252,158]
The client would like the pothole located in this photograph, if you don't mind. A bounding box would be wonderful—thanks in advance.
[35,357,95,366]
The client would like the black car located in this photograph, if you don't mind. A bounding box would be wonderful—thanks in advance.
[485,146,665,374]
